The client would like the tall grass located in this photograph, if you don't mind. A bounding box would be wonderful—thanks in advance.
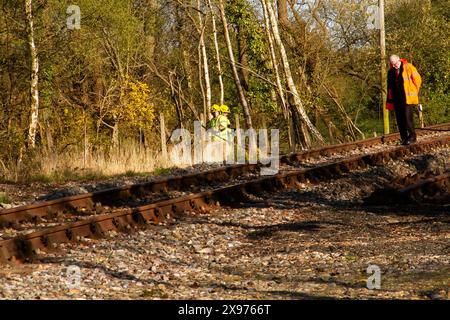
[0,140,178,183]
[39,145,175,182]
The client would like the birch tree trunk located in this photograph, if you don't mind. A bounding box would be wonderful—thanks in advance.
[217,0,252,129]
[261,0,292,150]
[197,0,211,119]
[261,1,288,118]
[263,0,324,146]
[25,0,39,148]
[206,0,224,105]
[197,41,206,117]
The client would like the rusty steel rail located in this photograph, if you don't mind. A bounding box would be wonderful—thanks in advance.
[0,164,259,225]
[280,122,450,163]
[1,133,448,263]
[1,122,449,226]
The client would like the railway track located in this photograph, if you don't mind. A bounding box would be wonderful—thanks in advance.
[0,126,448,263]
[1,123,449,226]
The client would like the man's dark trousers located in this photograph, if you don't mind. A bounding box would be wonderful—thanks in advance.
[394,103,416,142]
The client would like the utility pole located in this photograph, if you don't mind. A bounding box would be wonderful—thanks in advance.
[379,0,389,134]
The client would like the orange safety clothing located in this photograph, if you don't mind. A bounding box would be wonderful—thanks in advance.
[386,58,422,110]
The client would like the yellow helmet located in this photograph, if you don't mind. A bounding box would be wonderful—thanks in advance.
[220,104,230,113]
[211,104,221,112]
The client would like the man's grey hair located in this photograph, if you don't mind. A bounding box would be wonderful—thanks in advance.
[389,54,400,61]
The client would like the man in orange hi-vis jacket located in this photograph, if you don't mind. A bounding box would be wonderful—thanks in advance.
[386,55,422,145]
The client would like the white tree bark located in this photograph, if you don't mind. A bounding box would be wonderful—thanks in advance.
[197,41,206,117]
[206,0,224,106]
[217,0,253,129]
[197,0,211,118]
[261,0,288,118]
[263,0,324,145]
[25,0,39,148]
[261,0,293,149]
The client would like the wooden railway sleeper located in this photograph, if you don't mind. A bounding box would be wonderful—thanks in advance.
[154,208,162,218]
[40,235,50,248]
[247,182,265,196]
[65,229,73,241]
[189,199,198,210]
[89,222,106,237]
[131,211,146,225]
[283,176,297,189]
[171,204,183,215]
[14,237,34,261]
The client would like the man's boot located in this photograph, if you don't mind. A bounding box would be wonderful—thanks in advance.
[406,133,417,145]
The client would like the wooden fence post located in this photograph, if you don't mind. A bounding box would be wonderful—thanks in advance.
[235,114,241,147]
[418,106,424,128]
[261,116,269,150]
[160,113,168,162]
[289,117,296,153]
